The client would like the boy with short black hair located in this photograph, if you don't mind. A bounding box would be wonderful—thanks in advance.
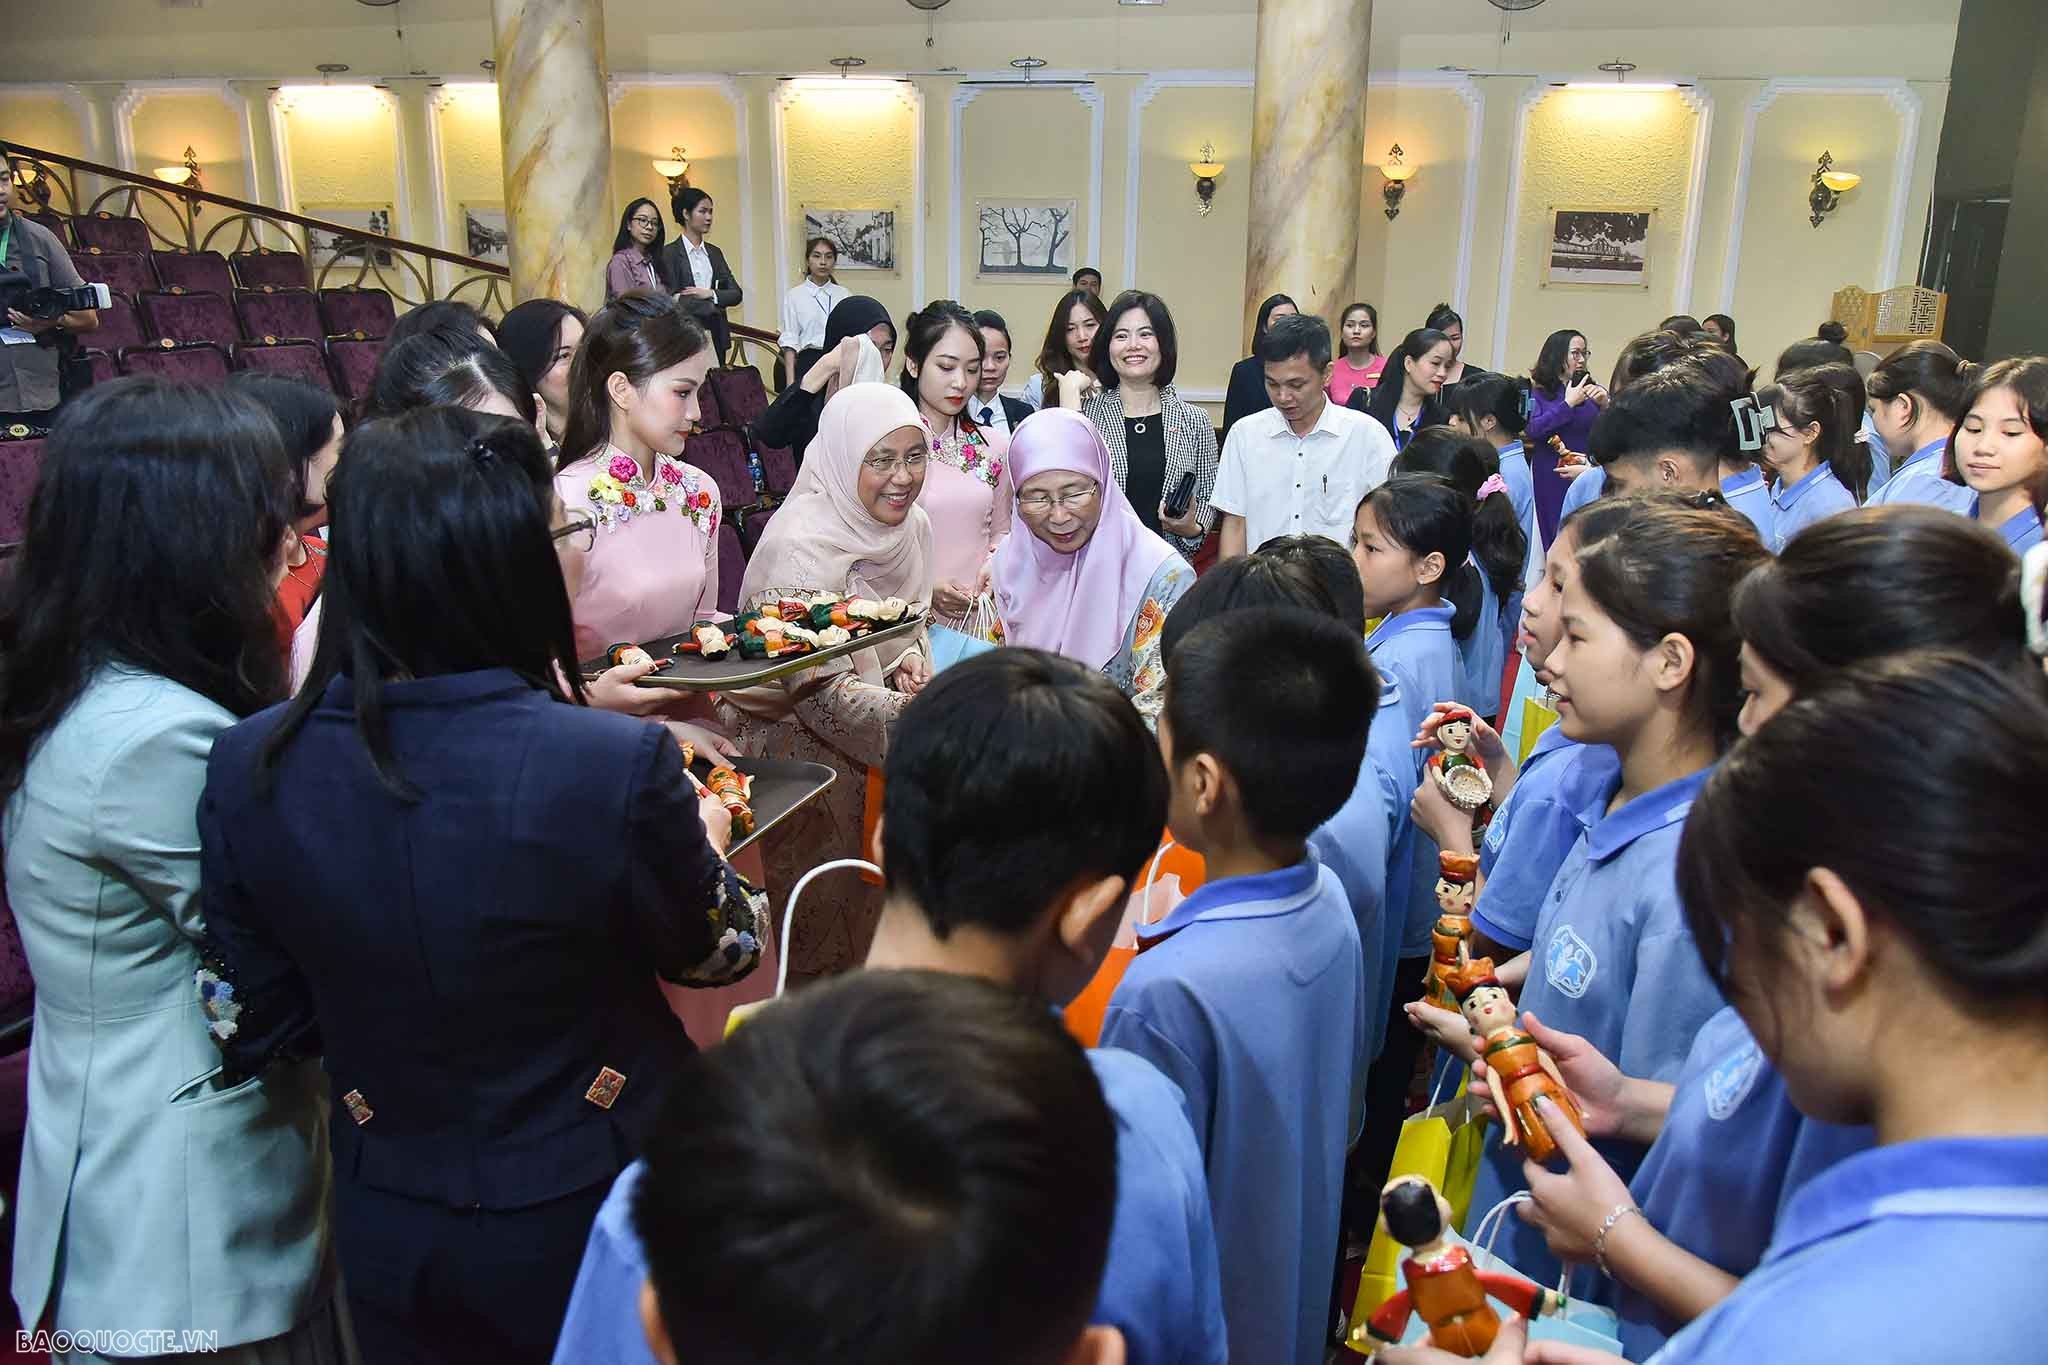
[1101,607,1373,1365]
[633,970,1124,1365]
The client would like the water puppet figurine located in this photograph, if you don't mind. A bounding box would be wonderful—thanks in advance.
[1361,1175,1564,1355]
[1425,851,1480,1009]
[1450,958,1587,1164]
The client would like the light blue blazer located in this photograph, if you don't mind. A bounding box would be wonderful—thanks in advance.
[4,665,335,1344]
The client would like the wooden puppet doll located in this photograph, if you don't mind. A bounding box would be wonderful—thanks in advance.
[1363,1175,1564,1356]
[1450,958,1587,1164]
[1425,851,1480,1009]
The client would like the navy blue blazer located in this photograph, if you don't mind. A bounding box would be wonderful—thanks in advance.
[199,669,746,1211]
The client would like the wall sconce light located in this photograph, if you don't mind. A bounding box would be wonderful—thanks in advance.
[1379,144,1416,220]
[1808,150,1860,228]
[652,145,692,195]
[152,146,204,217]
[1188,142,1225,217]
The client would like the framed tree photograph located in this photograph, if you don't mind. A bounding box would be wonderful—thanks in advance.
[975,198,1079,282]
[1545,207,1655,288]
[801,207,897,272]
[461,204,510,265]
[303,203,396,271]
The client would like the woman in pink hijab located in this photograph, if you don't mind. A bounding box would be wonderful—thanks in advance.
[720,382,934,980]
[992,408,1195,727]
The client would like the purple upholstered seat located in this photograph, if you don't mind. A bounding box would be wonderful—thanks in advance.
[233,339,334,392]
[25,209,70,247]
[91,294,146,355]
[140,289,239,348]
[72,249,156,300]
[317,287,397,340]
[681,428,758,510]
[325,336,387,404]
[150,250,235,296]
[118,340,231,385]
[234,288,323,344]
[0,434,45,548]
[715,521,746,615]
[70,212,151,255]
[705,366,770,436]
[85,351,120,386]
[230,248,310,291]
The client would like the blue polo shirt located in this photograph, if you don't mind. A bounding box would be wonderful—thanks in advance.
[1717,465,1774,544]
[1650,1136,2048,1363]
[1767,464,1856,552]
[1497,440,1545,587]
[1469,729,1620,954]
[1866,440,1972,513]
[1456,563,1520,722]
[1858,412,1892,490]
[1465,766,1726,1286]
[1102,852,1365,1365]
[1559,463,1605,521]
[1616,1007,1873,1359]
[1309,681,1403,1064]
[1971,492,2045,554]
[1367,604,1463,958]
[550,1053,1230,1365]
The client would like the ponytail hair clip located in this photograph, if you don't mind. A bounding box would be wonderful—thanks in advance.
[1729,395,1781,453]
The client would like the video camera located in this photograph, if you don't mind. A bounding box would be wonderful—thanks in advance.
[0,271,111,322]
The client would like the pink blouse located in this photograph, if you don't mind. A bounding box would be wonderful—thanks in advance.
[555,446,722,660]
[920,422,1012,594]
[606,248,662,300]
[1329,354,1387,407]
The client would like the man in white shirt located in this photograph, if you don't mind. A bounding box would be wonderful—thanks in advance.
[1212,313,1394,558]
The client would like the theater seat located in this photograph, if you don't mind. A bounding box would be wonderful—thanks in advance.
[84,351,120,387]
[0,430,46,550]
[317,287,397,341]
[705,366,770,438]
[25,209,70,247]
[71,212,152,255]
[90,294,146,355]
[231,248,310,291]
[682,428,759,510]
[715,521,746,614]
[235,288,323,345]
[151,249,236,297]
[119,340,231,385]
[325,334,387,404]
[72,248,157,300]
[233,339,334,392]
[140,289,239,348]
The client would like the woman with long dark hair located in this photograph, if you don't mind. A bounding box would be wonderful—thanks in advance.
[1525,326,1606,540]
[607,197,672,299]
[899,299,1010,622]
[1,377,345,1360]
[200,406,762,1365]
[1222,292,1297,440]
[225,371,344,650]
[1024,288,1108,412]
[498,297,589,451]
[1425,302,1487,390]
[1352,326,1454,451]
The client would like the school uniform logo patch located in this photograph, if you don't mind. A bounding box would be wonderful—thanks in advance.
[1544,925,1597,998]
[1704,1041,1763,1120]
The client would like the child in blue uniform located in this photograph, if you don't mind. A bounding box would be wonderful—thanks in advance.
[1759,364,1866,549]
[557,649,1225,1365]
[1392,428,1530,723]
[1652,654,2048,1363]
[1444,505,2030,1360]
[1450,373,1544,587]
[1864,339,1974,512]
[1948,356,2048,554]
[1413,494,1767,1288]
[1101,607,1373,1365]
[1351,474,1477,1204]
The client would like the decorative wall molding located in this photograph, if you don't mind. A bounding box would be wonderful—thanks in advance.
[1717,76,1922,313]
[109,79,257,202]
[268,84,402,227]
[1123,70,1254,285]
[1673,83,1715,318]
[947,80,1103,300]
[1488,80,1553,372]
[1371,73,1484,317]
[771,78,924,310]
[608,74,757,311]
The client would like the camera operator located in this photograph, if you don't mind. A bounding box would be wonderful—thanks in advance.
[0,161,99,427]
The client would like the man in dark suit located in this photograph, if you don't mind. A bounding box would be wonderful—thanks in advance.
[969,308,1034,435]
[662,186,743,361]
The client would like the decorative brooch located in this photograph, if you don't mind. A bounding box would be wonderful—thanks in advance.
[931,422,1005,489]
[587,451,718,535]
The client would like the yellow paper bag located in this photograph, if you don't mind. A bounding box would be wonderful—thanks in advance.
[1517,695,1560,766]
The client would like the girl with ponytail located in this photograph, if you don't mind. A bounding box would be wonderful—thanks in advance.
[1866,339,1975,510]
[1757,362,1865,550]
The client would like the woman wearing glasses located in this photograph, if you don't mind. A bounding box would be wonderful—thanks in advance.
[991,407,1195,729]
[554,291,735,758]
[721,384,936,981]
[607,198,673,300]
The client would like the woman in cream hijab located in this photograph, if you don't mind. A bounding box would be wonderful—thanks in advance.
[721,382,934,981]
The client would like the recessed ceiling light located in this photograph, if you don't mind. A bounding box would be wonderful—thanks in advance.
[1010,56,1048,71]
[829,56,869,73]
[1597,60,1638,77]
[315,63,351,75]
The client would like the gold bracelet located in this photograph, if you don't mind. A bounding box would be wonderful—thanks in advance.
[1594,1202,1643,1279]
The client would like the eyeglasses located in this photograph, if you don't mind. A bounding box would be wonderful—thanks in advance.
[861,452,928,476]
[1018,484,1100,515]
[552,513,596,553]
[629,216,661,228]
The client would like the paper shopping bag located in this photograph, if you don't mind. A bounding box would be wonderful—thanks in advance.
[1347,1081,1488,1352]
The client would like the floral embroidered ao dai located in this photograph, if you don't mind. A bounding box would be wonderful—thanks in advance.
[554,446,723,661]
[919,417,1012,603]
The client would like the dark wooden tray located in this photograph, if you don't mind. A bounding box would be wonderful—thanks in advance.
[707,755,838,855]
[580,611,925,692]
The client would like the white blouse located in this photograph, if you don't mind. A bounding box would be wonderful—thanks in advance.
[778,280,850,352]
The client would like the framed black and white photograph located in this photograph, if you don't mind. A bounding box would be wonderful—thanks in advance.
[1545,207,1654,288]
[975,198,1079,281]
[462,204,510,265]
[801,207,897,272]
[303,203,396,271]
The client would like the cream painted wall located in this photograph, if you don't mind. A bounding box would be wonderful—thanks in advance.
[432,83,503,260]
[1357,84,1476,346]
[1497,89,1704,377]
[1130,83,1254,398]
[1733,92,1907,370]
[274,85,401,222]
[954,86,1094,350]
[775,81,920,329]
[609,83,742,264]
[0,90,86,163]
[125,90,251,248]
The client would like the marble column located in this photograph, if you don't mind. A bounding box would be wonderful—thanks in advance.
[1244,0,1371,344]
[491,0,613,311]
